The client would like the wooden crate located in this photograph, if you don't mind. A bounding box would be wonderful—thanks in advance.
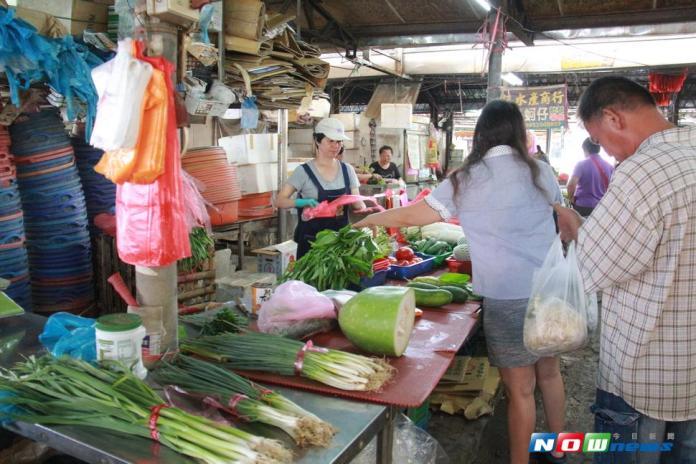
[177,257,216,310]
[93,233,135,315]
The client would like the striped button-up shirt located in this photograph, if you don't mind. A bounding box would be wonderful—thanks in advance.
[577,125,696,421]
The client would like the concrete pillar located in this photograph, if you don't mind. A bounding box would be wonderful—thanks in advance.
[135,264,178,352]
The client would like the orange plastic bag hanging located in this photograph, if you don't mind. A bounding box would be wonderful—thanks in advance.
[115,41,191,267]
[95,41,167,184]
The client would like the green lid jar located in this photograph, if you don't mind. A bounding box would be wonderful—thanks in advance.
[96,313,143,332]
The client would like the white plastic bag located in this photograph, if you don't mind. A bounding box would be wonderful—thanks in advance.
[90,38,153,151]
[523,238,597,357]
[257,281,336,333]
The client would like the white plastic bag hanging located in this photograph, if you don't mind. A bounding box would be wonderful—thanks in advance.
[90,38,153,151]
[523,238,598,357]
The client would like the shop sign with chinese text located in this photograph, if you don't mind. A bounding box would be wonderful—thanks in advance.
[501,84,568,129]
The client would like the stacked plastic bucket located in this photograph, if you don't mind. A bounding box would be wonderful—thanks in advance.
[10,110,94,314]
[182,146,242,226]
[0,126,32,309]
[72,137,116,230]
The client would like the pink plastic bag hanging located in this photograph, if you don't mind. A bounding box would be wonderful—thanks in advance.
[301,194,384,221]
[115,42,191,266]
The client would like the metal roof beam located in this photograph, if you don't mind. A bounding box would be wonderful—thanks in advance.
[529,8,696,30]
[502,0,535,46]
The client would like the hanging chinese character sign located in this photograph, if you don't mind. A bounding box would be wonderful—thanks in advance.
[500,84,568,129]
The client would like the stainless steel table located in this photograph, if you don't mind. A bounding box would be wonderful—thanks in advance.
[0,313,392,464]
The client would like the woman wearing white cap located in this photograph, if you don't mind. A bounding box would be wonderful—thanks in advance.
[276,117,367,258]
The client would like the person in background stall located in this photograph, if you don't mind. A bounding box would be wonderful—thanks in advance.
[566,138,614,217]
[355,100,567,464]
[276,117,367,259]
[534,144,550,164]
[369,145,402,184]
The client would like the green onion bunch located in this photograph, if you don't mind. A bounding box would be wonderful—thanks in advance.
[180,332,395,391]
[180,307,249,335]
[0,356,291,464]
[154,355,336,447]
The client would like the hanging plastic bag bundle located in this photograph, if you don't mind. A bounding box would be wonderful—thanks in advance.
[115,41,190,267]
[90,38,152,152]
[523,238,598,357]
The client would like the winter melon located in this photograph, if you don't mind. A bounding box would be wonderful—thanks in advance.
[338,286,416,357]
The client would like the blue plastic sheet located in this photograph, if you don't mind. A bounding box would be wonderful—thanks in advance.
[38,312,96,361]
[0,7,104,140]
[198,4,215,44]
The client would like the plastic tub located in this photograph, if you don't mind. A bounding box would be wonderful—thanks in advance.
[208,200,239,226]
[96,313,147,379]
[387,253,435,280]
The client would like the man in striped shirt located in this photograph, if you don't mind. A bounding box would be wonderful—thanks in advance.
[555,76,696,463]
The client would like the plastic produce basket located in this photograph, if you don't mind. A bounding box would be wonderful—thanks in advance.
[420,251,452,268]
[387,253,435,280]
[348,268,389,291]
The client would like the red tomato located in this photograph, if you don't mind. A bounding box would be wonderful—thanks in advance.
[395,247,415,261]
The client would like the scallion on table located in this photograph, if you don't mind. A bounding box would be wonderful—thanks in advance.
[154,355,336,447]
[0,356,291,464]
[180,332,395,391]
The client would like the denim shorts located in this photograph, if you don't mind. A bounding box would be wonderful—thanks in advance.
[592,389,696,463]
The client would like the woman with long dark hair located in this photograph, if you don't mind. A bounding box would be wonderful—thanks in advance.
[355,100,566,464]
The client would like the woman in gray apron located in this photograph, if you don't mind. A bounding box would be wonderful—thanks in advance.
[276,117,367,258]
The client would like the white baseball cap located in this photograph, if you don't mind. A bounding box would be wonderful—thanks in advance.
[314,117,351,141]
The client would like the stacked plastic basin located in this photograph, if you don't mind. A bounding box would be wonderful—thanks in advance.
[182,146,242,226]
[10,110,94,315]
[0,125,32,309]
[71,137,116,231]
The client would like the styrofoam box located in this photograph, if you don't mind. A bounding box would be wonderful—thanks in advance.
[238,163,279,194]
[288,128,314,145]
[330,113,360,131]
[219,133,278,164]
[381,103,412,129]
[288,143,313,158]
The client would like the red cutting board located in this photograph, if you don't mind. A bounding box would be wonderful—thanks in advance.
[236,301,481,408]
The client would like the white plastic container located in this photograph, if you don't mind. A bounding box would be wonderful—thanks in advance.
[95,313,147,379]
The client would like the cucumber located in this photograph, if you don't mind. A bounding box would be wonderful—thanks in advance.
[440,285,468,303]
[412,288,453,307]
[412,276,444,287]
[406,282,440,290]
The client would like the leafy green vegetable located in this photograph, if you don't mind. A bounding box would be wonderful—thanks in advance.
[180,308,248,335]
[281,226,381,291]
[179,227,214,272]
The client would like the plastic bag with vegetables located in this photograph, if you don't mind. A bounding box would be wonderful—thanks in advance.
[523,238,597,357]
[258,281,337,338]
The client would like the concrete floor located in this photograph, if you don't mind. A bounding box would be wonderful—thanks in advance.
[428,332,599,464]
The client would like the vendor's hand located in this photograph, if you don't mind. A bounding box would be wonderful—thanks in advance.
[554,203,583,242]
[295,198,319,208]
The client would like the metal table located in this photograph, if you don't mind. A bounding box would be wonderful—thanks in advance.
[0,313,390,464]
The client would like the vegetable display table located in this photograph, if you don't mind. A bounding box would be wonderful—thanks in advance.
[0,313,390,464]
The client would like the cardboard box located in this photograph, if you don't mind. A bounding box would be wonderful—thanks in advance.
[254,240,297,279]
[216,271,276,314]
[17,0,108,34]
